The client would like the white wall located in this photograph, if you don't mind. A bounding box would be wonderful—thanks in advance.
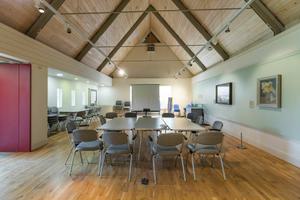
[48,76,100,110]
[100,78,192,114]
[192,23,300,167]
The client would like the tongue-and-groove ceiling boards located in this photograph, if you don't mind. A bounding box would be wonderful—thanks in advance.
[0,0,299,78]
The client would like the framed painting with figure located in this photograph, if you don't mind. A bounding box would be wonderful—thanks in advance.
[257,75,281,108]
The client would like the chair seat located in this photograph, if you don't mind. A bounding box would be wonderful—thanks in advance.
[152,144,181,155]
[187,144,219,154]
[106,144,132,154]
[76,140,103,151]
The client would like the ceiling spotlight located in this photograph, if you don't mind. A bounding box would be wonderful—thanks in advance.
[56,73,63,77]
[225,25,231,33]
[206,43,213,51]
[188,59,194,67]
[118,69,125,76]
[65,23,72,34]
[35,0,45,13]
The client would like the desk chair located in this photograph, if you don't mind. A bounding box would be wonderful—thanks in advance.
[173,104,180,116]
[65,121,77,165]
[105,112,118,119]
[210,121,223,131]
[149,133,186,184]
[69,130,103,176]
[100,131,133,181]
[124,112,137,118]
[187,131,226,180]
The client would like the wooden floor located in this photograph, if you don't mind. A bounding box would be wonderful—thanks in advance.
[1,122,300,200]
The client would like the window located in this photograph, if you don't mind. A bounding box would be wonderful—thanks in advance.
[82,92,86,106]
[159,85,172,109]
[71,90,76,106]
[56,88,63,108]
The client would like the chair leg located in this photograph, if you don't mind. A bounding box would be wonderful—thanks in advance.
[128,154,133,181]
[180,154,186,182]
[65,147,73,165]
[191,153,196,180]
[219,154,226,180]
[152,155,157,184]
[138,132,142,160]
[97,151,102,176]
[79,151,84,165]
[99,152,106,178]
[69,150,77,176]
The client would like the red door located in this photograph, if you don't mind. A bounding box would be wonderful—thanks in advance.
[0,64,31,152]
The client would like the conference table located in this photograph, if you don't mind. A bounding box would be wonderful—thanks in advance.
[98,117,204,160]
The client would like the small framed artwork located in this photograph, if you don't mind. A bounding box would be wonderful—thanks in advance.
[216,82,232,105]
[257,75,282,108]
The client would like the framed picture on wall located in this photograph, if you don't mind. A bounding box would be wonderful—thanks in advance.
[257,75,282,108]
[88,89,97,106]
[215,82,232,105]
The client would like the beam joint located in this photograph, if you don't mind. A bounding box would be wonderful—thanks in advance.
[26,0,66,38]
[172,0,229,60]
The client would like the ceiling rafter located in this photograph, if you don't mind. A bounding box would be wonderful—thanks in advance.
[171,0,229,61]
[75,0,130,61]
[97,6,151,72]
[246,0,284,35]
[149,5,207,71]
[26,0,66,38]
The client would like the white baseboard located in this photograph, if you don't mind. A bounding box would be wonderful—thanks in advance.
[206,115,300,168]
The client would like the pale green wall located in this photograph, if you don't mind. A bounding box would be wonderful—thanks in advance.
[193,53,300,140]
[48,76,100,109]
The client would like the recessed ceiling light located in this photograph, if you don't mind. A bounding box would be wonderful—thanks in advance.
[74,77,78,80]
[56,73,63,77]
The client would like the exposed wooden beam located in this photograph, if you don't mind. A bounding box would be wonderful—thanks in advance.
[26,0,66,38]
[171,0,229,61]
[75,0,130,61]
[149,5,206,71]
[97,6,151,72]
[246,0,284,35]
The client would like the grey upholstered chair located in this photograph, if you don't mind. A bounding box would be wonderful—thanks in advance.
[100,131,133,181]
[187,131,226,180]
[162,112,175,118]
[105,112,118,119]
[149,133,186,184]
[65,121,77,165]
[69,130,103,176]
[99,115,106,125]
[210,121,223,131]
[124,112,137,118]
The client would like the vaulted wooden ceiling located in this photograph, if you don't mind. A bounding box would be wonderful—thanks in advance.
[0,0,300,78]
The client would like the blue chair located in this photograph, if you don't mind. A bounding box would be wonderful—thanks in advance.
[174,104,180,115]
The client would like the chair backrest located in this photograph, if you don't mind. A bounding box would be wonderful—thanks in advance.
[99,115,106,125]
[115,100,122,106]
[105,112,117,119]
[195,131,224,145]
[157,133,184,147]
[49,107,59,114]
[102,131,128,146]
[212,121,223,131]
[66,121,77,134]
[77,111,86,118]
[124,101,130,107]
[162,113,175,118]
[124,112,137,118]
[174,104,180,111]
[196,115,204,125]
[72,129,98,145]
